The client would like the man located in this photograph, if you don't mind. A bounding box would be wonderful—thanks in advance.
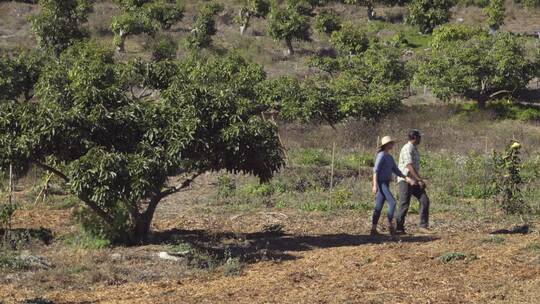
[396,129,430,234]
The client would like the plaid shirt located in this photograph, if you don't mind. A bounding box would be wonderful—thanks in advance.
[397,141,420,183]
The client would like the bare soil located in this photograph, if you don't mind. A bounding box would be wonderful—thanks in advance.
[1,174,539,304]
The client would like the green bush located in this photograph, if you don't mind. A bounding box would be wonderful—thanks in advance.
[314,9,342,35]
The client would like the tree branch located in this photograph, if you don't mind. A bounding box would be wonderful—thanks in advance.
[32,160,69,182]
[78,194,116,225]
[159,171,204,200]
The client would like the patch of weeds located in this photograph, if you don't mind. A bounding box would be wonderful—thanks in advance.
[217,174,236,198]
[168,242,221,270]
[63,232,111,249]
[275,199,287,209]
[0,251,31,271]
[51,195,80,209]
[290,148,331,167]
[300,200,331,212]
[241,182,278,197]
[480,235,505,245]
[438,252,477,264]
[68,265,89,274]
[223,256,243,277]
[168,242,192,254]
[524,243,540,252]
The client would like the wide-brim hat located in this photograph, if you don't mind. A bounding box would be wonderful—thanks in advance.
[379,135,396,149]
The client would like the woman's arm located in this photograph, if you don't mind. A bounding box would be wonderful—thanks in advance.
[372,152,383,194]
[372,173,378,194]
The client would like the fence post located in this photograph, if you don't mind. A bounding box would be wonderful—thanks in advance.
[330,142,336,198]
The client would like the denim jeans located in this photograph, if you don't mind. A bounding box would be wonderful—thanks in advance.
[372,181,397,226]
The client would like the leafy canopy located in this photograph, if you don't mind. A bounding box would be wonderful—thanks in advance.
[414,24,536,107]
[0,42,283,242]
[406,0,454,34]
[30,0,92,55]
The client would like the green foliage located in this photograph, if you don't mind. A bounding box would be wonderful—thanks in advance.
[0,51,45,102]
[236,0,270,35]
[314,9,342,35]
[0,251,31,271]
[438,252,467,263]
[513,0,540,7]
[30,0,91,55]
[406,0,454,34]
[415,26,535,107]
[111,0,183,53]
[111,10,158,52]
[492,141,528,214]
[149,34,178,61]
[480,235,505,244]
[217,174,236,198]
[330,22,369,55]
[484,0,505,31]
[186,2,223,49]
[268,2,311,55]
[145,0,184,30]
[0,42,283,243]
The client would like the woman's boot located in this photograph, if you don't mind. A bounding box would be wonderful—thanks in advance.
[387,220,396,236]
[370,224,380,236]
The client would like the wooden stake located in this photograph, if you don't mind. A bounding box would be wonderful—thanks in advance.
[330,142,336,196]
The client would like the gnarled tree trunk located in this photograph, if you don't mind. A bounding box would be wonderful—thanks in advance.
[285,38,294,56]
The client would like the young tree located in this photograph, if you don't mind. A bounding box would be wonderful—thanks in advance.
[30,0,92,55]
[111,10,158,53]
[484,0,505,32]
[414,25,536,108]
[343,0,376,20]
[330,22,369,56]
[406,0,454,34]
[314,9,342,35]
[268,3,311,56]
[111,0,184,53]
[0,51,45,102]
[0,43,284,243]
[236,0,270,35]
[186,2,224,49]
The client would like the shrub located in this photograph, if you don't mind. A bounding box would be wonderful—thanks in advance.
[149,34,178,61]
[236,0,270,35]
[492,141,529,214]
[186,2,223,49]
[438,252,468,263]
[330,22,369,55]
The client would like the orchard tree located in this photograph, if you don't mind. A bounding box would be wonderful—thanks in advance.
[330,22,369,55]
[236,0,270,35]
[111,0,184,53]
[406,0,454,34]
[186,2,223,49]
[268,2,311,56]
[415,25,536,108]
[314,8,342,35]
[484,0,505,32]
[259,43,408,124]
[0,43,284,243]
[343,0,376,20]
[30,0,92,55]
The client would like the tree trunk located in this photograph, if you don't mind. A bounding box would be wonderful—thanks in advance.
[477,95,488,109]
[116,31,126,53]
[131,213,153,244]
[240,24,247,35]
[285,38,294,56]
[367,5,375,21]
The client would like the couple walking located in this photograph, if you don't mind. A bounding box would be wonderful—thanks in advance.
[371,129,430,236]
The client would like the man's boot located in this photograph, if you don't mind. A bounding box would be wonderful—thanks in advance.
[388,220,396,236]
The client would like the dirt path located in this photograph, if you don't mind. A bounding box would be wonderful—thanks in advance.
[2,230,539,304]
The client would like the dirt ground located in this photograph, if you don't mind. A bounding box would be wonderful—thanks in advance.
[1,173,540,304]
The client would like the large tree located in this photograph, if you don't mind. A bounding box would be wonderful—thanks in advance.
[414,24,536,108]
[0,43,283,243]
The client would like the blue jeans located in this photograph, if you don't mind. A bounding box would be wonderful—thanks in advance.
[372,181,397,225]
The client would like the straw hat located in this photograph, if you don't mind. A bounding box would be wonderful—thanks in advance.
[379,135,396,149]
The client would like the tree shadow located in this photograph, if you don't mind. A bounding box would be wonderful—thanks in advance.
[0,227,54,248]
[149,229,438,264]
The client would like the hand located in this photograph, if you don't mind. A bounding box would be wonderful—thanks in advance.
[405,177,417,185]
[372,185,378,194]
[418,180,426,189]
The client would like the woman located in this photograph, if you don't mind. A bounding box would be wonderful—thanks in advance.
[371,136,413,236]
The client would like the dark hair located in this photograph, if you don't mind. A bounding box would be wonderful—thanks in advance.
[408,129,421,140]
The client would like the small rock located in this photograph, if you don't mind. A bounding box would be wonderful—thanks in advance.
[157,251,182,261]
[110,253,122,261]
